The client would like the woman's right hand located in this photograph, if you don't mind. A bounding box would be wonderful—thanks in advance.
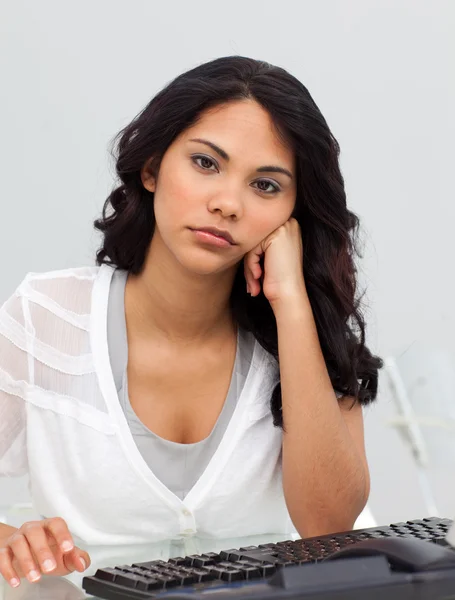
[0,517,91,588]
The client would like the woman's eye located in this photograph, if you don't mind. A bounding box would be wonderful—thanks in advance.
[192,155,218,171]
[192,156,279,194]
[253,180,280,194]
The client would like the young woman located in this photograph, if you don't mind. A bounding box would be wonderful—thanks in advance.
[0,55,382,588]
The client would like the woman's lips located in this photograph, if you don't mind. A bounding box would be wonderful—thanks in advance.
[191,229,233,248]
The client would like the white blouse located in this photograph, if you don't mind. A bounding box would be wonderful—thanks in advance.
[0,264,296,545]
[108,267,253,501]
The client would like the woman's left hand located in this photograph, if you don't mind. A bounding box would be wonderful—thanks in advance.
[243,218,307,309]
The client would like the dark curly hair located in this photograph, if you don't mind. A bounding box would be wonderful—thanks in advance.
[94,55,383,427]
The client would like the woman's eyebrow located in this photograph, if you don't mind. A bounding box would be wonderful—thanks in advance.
[188,138,294,180]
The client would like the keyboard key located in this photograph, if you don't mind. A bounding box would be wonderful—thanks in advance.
[261,564,277,576]
[185,555,202,566]
[170,572,196,585]
[154,575,179,588]
[241,566,262,579]
[202,552,223,563]
[277,552,294,560]
[220,569,244,582]
[133,560,167,569]
[234,550,278,563]
[178,566,199,575]
[191,568,217,582]
[168,557,187,566]
[161,568,185,579]
[93,568,122,582]
[114,573,145,588]
[136,577,164,591]
[139,566,163,576]
[407,519,428,525]
[210,567,229,578]
[115,564,135,571]
[276,541,293,547]
[218,561,236,569]
[193,557,215,568]
[219,549,238,560]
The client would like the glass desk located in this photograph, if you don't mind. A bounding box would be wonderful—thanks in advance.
[0,505,292,600]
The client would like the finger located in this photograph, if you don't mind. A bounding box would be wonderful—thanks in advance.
[250,262,262,296]
[43,517,75,555]
[244,251,262,296]
[243,261,252,295]
[77,548,91,571]
[21,522,57,575]
[251,273,261,296]
[252,263,262,280]
[9,532,41,583]
[245,244,263,278]
[248,252,262,280]
[0,546,21,588]
[244,265,259,297]
[63,547,90,573]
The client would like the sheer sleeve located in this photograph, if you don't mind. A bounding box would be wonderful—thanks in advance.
[0,280,30,476]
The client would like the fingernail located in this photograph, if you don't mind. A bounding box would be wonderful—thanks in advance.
[10,578,20,588]
[28,570,40,582]
[79,558,86,570]
[42,558,56,572]
[61,540,74,552]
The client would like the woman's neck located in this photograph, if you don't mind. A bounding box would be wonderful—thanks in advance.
[124,233,238,344]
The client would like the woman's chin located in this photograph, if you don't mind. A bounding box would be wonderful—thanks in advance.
[176,250,238,277]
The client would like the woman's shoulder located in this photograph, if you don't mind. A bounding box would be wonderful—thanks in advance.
[3,265,102,308]
[23,264,101,286]
[18,265,102,298]
[7,265,106,327]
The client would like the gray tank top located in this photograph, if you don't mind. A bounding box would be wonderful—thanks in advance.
[107,268,255,500]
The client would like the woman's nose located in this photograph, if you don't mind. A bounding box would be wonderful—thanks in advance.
[207,189,244,220]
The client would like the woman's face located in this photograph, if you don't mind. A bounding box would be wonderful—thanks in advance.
[142,99,297,275]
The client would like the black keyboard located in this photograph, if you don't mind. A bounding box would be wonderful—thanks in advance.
[82,516,453,600]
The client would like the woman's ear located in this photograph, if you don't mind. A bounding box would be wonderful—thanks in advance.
[140,156,157,193]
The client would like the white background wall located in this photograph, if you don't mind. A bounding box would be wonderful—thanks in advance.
[1,0,454,525]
